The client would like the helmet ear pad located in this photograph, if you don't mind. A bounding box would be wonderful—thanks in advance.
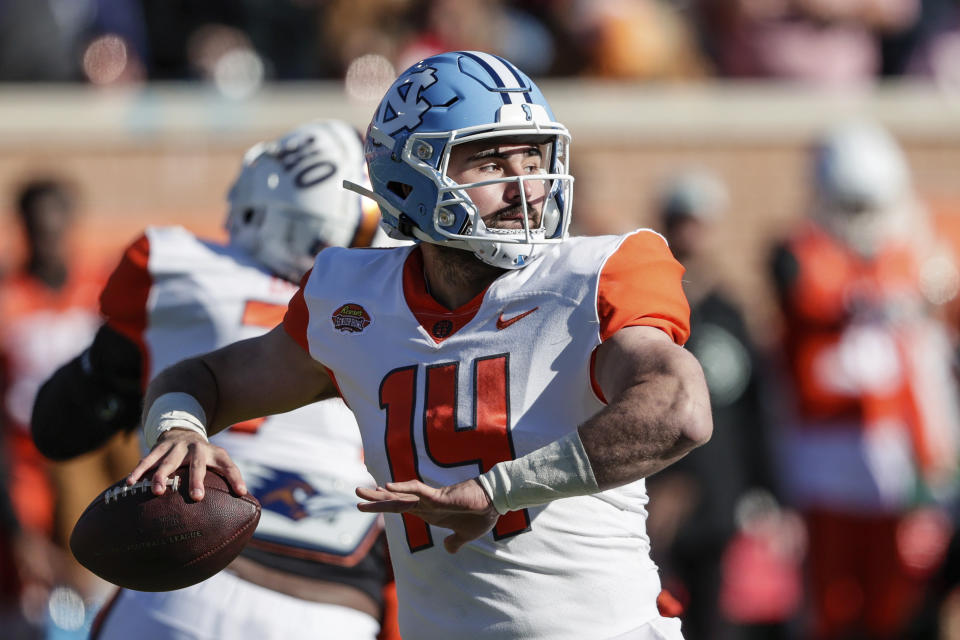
[541,186,563,239]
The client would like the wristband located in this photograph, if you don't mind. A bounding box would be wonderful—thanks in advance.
[477,430,599,515]
[143,392,208,448]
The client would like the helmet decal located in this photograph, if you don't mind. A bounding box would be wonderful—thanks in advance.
[375,68,439,137]
[458,51,533,103]
[270,135,338,189]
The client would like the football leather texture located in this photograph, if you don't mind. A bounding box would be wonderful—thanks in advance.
[70,466,261,592]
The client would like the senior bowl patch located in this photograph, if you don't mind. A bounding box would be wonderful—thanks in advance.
[331,303,371,334]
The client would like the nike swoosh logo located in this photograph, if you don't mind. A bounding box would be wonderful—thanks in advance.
[496,307,539,330]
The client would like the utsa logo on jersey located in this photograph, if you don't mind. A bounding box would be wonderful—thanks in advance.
[256,469,320,522]
[253,472,355,525]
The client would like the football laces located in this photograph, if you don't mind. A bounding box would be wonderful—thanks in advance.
[104,476,180,504]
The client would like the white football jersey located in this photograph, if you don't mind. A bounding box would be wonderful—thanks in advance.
[100,226,379,561]
[283,231,690,639]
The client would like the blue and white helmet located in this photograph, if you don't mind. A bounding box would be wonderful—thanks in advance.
[344,51,573,269]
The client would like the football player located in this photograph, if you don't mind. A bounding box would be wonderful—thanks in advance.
[771,121,960,639]
[0,177,135,636]
[31,121,399,640]
[127,51,712,640]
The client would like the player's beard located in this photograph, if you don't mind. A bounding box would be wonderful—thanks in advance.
[425,242,506,295]
[481,200,543,231]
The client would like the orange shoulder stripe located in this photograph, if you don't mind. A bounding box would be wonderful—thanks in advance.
[282,268,313,354]
[591,231,691,404]
[597,231,690,344]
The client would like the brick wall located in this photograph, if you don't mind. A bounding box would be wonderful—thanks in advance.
[2,83,959,343]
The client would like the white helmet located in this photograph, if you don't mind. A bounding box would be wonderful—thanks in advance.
[226,120,379,281]
[812,120,912,255]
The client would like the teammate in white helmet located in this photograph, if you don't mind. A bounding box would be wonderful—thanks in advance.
[810,120,914,257]
[771,120,960,639]
[127,52,712,640]
[31,120,400,640]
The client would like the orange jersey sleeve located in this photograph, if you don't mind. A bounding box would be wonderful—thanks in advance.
[597,231,690,345]
[282,268,313,354]
[99,234,152,344]
[99,234,153,386]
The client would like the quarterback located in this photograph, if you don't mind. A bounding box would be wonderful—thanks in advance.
[32,121,398,640]
[128,52,713,639]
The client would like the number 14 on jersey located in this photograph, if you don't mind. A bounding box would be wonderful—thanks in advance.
[380,354,531,552]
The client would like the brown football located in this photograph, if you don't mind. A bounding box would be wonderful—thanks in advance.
[70,466,261,592]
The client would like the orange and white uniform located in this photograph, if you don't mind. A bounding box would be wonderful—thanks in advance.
[0,266,102,534]
[775,223,960,639]
[778,224,959,511]
[283,230,691,640]
[93,226,387,640]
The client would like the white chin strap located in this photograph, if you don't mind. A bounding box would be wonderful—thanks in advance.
[465,235,540,270]
[406,226,539,270]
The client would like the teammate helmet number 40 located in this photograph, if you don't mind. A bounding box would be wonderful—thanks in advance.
[226,119,370,282]
[344,51,574,270]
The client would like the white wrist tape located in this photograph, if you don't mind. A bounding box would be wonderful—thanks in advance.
[143,392,208,449]
[477,430,599,515]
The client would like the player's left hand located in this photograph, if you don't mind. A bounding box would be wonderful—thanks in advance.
[356,479,499,554]
[127,428,246,501]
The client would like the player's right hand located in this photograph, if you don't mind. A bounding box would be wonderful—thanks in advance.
[356,478,499,553]
[126,428,246,501]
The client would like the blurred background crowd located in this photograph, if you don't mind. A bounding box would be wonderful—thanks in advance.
[3,0,960,88]
[4,1,960,639]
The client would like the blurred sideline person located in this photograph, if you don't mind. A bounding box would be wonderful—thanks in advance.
[0,177,138,638]
[126,51,712,640]
[647,171,802,640]
[770,120,960,640]
[31,121,401,640]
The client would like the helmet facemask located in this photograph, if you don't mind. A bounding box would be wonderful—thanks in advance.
[353,113,573,270]
[422,125,572,269]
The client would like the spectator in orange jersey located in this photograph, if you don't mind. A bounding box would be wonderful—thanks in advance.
[769,121,960,640]
[0,177,140,637]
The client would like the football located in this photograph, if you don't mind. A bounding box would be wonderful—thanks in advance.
[70,466,261,592]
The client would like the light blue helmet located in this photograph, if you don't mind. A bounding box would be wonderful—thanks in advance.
[344,51,573,269]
